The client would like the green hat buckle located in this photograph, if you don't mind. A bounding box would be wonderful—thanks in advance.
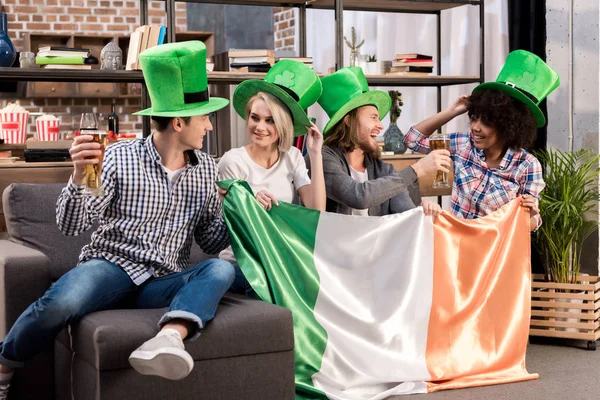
[134,41,229,117]
[473,50,560,128]
[232,60,323,136]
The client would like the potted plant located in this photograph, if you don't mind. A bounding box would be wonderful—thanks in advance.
[530,147,600,349]
[343,27,364,68]
[366,54,378,75]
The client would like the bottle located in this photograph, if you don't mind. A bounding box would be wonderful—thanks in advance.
[107,102,119,136]
[0,13,16,68]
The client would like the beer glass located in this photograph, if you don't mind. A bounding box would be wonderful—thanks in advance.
[79,113,107,196]
[429,134,451,189]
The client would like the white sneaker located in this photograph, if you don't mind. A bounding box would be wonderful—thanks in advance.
[129,330,194,380]
[0,382,9,400]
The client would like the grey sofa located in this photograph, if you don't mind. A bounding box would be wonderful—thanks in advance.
[0,183,295,400]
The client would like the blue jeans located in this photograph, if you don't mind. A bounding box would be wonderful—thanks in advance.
[228,266,257,298]
[0,257,235,368]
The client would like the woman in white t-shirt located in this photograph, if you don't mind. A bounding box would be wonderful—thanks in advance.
[217,60,326,295]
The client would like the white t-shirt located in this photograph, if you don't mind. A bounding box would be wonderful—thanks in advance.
[217,145,311,263]
[160,165,185,193]
[349,165,369,216]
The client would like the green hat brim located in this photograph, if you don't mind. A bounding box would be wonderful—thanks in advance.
[233,81,311,137]
[322,90,391,135]
[133,97,229,117]
[473,82,545,127]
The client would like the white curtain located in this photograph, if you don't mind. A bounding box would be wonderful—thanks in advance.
[305,0,509,136]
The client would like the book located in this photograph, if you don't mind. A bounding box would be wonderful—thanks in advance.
[232,65,271,73]
[392,61,434,67]
[394,53,433,60]
[389,66,433,73]
[125,30,143,70]
[41,64,92,70]
[37,49,89,58]
[38,46,90,53]
[228,49,275,58]
[230,56,275,64]
[230,62,272,69]
[157,26,167,45]
[35,56,85,65]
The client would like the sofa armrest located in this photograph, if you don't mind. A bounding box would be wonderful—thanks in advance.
[0,240,52,339]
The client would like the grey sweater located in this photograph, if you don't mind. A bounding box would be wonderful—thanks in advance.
[306,144,421,216]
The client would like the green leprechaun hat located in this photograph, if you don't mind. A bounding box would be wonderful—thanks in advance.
[232,59,322,136]
[318,67,391,135]
[134,41,229,117]
[473,50,559,127]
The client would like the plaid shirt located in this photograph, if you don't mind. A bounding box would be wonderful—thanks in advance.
[56,135,229,285]
[404,127,545,220]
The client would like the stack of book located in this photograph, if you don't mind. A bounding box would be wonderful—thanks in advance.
[387,53,433,76]
[214,49,275,73]
[35,47,91,69]
[277,56,313,70]
[125,25,166,70]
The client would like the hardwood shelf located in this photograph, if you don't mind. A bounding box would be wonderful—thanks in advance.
[182,0,479,12]
[0,69,266,85]
[366,75,480,87]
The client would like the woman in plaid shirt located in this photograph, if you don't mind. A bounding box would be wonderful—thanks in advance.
[404,50,559,233]
[404,92,543,232]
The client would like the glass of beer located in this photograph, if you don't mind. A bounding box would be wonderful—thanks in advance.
[79,113,107,196]
[429,134,451,189]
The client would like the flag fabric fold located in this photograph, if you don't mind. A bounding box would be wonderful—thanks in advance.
[218,179,538,399]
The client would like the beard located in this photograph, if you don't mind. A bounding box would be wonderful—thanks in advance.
[358,136,381,159]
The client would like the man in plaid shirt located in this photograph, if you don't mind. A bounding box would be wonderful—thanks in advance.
[404,50,559,233]
[0,41,232,393]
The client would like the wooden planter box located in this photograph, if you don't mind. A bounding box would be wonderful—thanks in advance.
[530,274,600,350]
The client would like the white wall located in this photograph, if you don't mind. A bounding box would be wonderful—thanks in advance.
[546,0,600,274]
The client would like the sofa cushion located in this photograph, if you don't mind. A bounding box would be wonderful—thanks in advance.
[3,183,212,281]
[61,294,294,371]
[3,183,94,280]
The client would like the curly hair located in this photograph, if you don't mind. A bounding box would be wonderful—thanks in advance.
[467,89,537,150]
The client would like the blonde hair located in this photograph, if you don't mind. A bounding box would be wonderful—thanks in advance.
[245,92,294,152]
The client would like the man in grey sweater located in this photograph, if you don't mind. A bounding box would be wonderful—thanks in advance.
[308,67,451,216]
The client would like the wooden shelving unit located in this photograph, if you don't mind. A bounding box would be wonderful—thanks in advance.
[0,0,483,152]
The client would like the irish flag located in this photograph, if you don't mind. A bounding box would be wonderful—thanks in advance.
[219,179,538,399]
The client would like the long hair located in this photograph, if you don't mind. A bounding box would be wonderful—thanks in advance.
[245,92,294,152]
[324,109,361,152]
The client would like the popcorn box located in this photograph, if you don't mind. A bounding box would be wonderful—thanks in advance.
[0,112,29,143]
[36,119,61,141]
[0,121,26,144]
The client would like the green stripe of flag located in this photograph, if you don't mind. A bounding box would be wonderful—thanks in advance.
[218,179,327,399]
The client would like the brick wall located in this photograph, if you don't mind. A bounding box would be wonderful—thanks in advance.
[273,7,295,52]
[0,0,187,134]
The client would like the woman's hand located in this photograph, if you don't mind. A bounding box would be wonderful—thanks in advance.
[421,200,442,217]
[256,190,279,211]
[217,187,227,202]
[305,121,323,156]
[447,95,470,117]
[521,195,541,232]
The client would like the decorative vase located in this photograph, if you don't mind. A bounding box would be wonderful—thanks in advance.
[383,122,406,154]
[0,13,16,68]
[349,51,359,67]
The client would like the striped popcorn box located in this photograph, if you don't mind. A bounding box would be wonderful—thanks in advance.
[0,121,26,144]
[0,111,29,143]
[36,119,61,141]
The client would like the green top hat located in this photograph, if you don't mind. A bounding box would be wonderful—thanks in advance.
[473,50,559,127]
[134,41,228,117]
[318,67,391,135]
[232,60,322,136]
